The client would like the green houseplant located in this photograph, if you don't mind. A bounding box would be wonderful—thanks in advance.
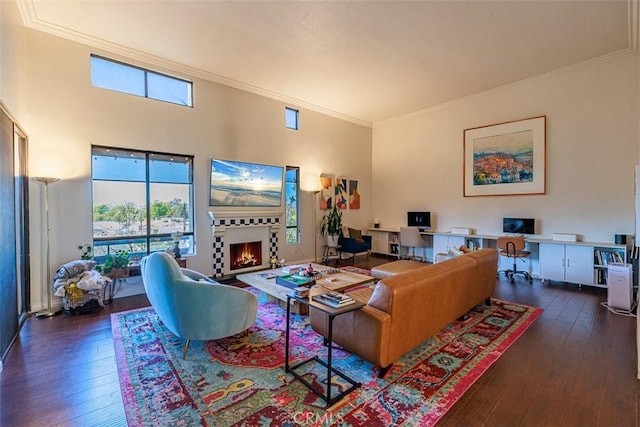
[98,250,130,278]
[320,205,343,247]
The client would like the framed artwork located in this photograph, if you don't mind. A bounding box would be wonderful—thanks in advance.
[463,115,546,197]
[348,179,360,209]
[335,177,348,209]
[319,175,333,209]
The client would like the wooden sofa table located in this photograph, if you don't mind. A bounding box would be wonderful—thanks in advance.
[236,264,374,314]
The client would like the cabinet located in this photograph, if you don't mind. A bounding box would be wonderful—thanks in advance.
[368,229,400,258]
[539,243,593,285]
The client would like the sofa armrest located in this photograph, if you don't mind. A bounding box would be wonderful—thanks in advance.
[310,303,392,368]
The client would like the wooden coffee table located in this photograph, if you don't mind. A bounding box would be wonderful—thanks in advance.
[236,263,374,314]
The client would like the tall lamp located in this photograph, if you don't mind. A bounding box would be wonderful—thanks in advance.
[309,189,321,262]
[33,177,61,318]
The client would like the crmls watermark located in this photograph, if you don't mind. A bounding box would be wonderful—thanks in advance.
[292,411,345,425]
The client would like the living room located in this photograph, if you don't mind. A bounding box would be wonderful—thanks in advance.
[1,0,639,425]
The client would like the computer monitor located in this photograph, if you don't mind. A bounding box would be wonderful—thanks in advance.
[407,211,431,230]
[502,217,535,235]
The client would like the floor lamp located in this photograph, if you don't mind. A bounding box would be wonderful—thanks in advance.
[310,190,321,263]
[33,177,61,318]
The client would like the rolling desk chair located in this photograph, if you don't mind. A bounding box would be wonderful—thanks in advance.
[399,227,429,262]
[497,236,533,284]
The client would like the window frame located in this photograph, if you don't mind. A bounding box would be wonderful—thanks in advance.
[90,54,193,107]
[285,107,299,130]
[285,166,300,244]
[91,145,195,261]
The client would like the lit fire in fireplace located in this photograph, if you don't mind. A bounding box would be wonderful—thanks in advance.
[230,241,262,270]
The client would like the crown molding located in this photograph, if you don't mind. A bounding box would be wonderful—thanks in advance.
[15,0,372,128]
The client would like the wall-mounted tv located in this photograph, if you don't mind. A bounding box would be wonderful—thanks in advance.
[407,211,431,229]
[502,217,535,235]
[210,159,284,207]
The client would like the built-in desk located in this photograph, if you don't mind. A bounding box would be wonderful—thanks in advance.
[367,228,627,289]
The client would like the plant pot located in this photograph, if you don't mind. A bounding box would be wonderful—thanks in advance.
[327,235,340,247]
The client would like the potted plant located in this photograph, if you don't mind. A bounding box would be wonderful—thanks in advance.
[320,205,343,247]
[98,250,130,279]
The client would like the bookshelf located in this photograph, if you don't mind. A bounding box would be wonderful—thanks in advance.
[593,246,627,288]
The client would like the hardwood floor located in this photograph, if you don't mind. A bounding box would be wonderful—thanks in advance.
[1,255,638,426]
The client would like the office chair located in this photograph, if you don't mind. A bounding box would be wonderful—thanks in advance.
[497,236,533,284]
[399,227,429,262]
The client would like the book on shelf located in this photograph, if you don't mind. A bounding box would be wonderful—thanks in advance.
[312,292,355,308]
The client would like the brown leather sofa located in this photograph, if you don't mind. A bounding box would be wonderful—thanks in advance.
[310,248,498,377]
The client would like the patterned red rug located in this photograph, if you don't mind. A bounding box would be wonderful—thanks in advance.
[112,292,541,426]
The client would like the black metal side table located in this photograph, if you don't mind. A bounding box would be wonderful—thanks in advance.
[285,291,364,407]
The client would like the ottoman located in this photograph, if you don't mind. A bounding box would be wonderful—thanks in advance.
[371,260,426,279]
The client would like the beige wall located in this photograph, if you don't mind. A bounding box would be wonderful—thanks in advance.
[1,6,372,311]
[372,52,640,243]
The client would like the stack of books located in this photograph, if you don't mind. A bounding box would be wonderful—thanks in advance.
[293,287,309,298]
[312,291,355,308]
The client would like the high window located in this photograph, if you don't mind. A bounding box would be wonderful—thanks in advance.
[90,54,193,107]
[285,166,300,244]
[91,146,194,261]
[285,107,299,130]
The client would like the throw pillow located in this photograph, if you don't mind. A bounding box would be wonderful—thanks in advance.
[348,227,365,243]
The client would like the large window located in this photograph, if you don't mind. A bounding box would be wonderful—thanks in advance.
[90,54,193,107]
[285,166,299,244]
[91,146,194,261]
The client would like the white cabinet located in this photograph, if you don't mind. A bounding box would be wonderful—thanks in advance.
[433,235,465,257]
[539,243,593,285]
[367,229,400,257]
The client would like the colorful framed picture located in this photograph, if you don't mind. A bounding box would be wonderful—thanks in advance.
[463,115,546,197]
[319,175,333,209]
[335,177,348,209]
[348,179,360,209]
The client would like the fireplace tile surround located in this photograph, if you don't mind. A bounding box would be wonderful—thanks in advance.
[208,211,282,278]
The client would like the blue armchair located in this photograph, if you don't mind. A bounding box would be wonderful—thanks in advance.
[141,252,258,359]
[338,233,372,265]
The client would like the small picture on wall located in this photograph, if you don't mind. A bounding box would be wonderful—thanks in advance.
[335,177,348,209]
[348,179,360,209]
[319,175,333,209]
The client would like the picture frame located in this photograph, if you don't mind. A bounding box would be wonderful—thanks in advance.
[463,115,546,197]
[335,177,348,210]
[348,179,360,209]
[319,174,333,209]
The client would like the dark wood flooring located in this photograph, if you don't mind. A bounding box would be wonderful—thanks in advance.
[1,255,638,426]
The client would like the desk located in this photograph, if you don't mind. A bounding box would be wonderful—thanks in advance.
[285,289,364,407]
[367,228,627,288]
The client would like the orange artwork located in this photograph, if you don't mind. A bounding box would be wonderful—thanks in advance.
[319,175,333,209]
[349,180,360,209]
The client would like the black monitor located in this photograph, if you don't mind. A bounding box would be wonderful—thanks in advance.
[502,217,535,235]
[407,211,431,229]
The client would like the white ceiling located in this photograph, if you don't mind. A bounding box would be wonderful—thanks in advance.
[17,0,638,126]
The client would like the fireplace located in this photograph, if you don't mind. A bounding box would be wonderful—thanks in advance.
[230,241,262,271]
[208,210,282,278]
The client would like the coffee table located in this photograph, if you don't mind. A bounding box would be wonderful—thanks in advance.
[236,263,374,314]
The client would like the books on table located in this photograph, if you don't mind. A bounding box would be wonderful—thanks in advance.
[312,291,355,308]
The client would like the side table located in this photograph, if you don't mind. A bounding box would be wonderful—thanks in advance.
[321,244,342,265]
[285,290,363,407]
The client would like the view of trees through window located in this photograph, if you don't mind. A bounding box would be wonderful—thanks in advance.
[91,146,194,261]
[285,166,299,244]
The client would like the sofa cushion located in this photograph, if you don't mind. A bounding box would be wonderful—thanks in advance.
[370,260,426,279]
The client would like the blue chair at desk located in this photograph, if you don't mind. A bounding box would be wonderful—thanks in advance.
[497,236,533,284]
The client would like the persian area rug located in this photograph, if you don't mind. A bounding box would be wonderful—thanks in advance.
[112,293,541,426]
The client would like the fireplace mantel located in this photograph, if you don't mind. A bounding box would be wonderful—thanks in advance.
[208,210,283,278]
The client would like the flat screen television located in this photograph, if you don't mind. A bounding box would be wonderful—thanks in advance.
[210,159,284,207]
[502,217,535,235]
[407,211,431,229]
